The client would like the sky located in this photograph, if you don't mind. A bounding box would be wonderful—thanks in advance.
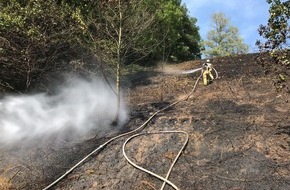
[181,0,270,52]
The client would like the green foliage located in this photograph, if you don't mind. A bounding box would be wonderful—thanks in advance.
[0,0,86,92]
[81,0,155,65]
[154,0,201,61]
[0,0,80,41]
[203,12,249,58]
[256,0,289,65]
[173,10,201,61]
[0,0,202,93]
[80,0,201,64]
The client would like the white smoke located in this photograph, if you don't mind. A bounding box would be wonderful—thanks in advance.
[0,78,128,144]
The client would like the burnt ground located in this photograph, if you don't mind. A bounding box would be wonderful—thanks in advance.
[1,53,290,190]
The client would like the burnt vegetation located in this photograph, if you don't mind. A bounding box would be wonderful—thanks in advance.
[0,52,289,190]
[0,0,289,189]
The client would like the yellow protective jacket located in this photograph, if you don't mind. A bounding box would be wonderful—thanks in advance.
[202,64,214,85]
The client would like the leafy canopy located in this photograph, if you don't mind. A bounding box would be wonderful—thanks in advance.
[0,0,202,93]
[256,0,290,65]
[154,0,201,61]
[202,12,249,58]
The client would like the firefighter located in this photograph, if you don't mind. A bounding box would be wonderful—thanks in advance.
[202,59,214,85]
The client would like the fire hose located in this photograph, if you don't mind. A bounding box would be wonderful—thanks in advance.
[122,131,189,190]
[42,65,218,190]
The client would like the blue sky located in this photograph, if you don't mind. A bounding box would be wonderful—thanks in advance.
[181,0,270,52]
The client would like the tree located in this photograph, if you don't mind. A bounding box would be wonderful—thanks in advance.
[171,8,201,61]
[0,0,200,122]
[203,12,249,58]
[256,0,290,65]
[256,0,289,93]
[0,0,97,94]
[154,0,201,61]
[76,0,161,124]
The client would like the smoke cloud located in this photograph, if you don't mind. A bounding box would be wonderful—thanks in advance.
[0,78,128,144]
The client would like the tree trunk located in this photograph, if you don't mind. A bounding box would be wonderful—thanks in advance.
[112,0,122,126]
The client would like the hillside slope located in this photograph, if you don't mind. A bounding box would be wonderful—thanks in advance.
[1,53,289,190]
[50,53,290,190]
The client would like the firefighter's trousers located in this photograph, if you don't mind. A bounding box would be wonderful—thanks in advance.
[203,69,214,85]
